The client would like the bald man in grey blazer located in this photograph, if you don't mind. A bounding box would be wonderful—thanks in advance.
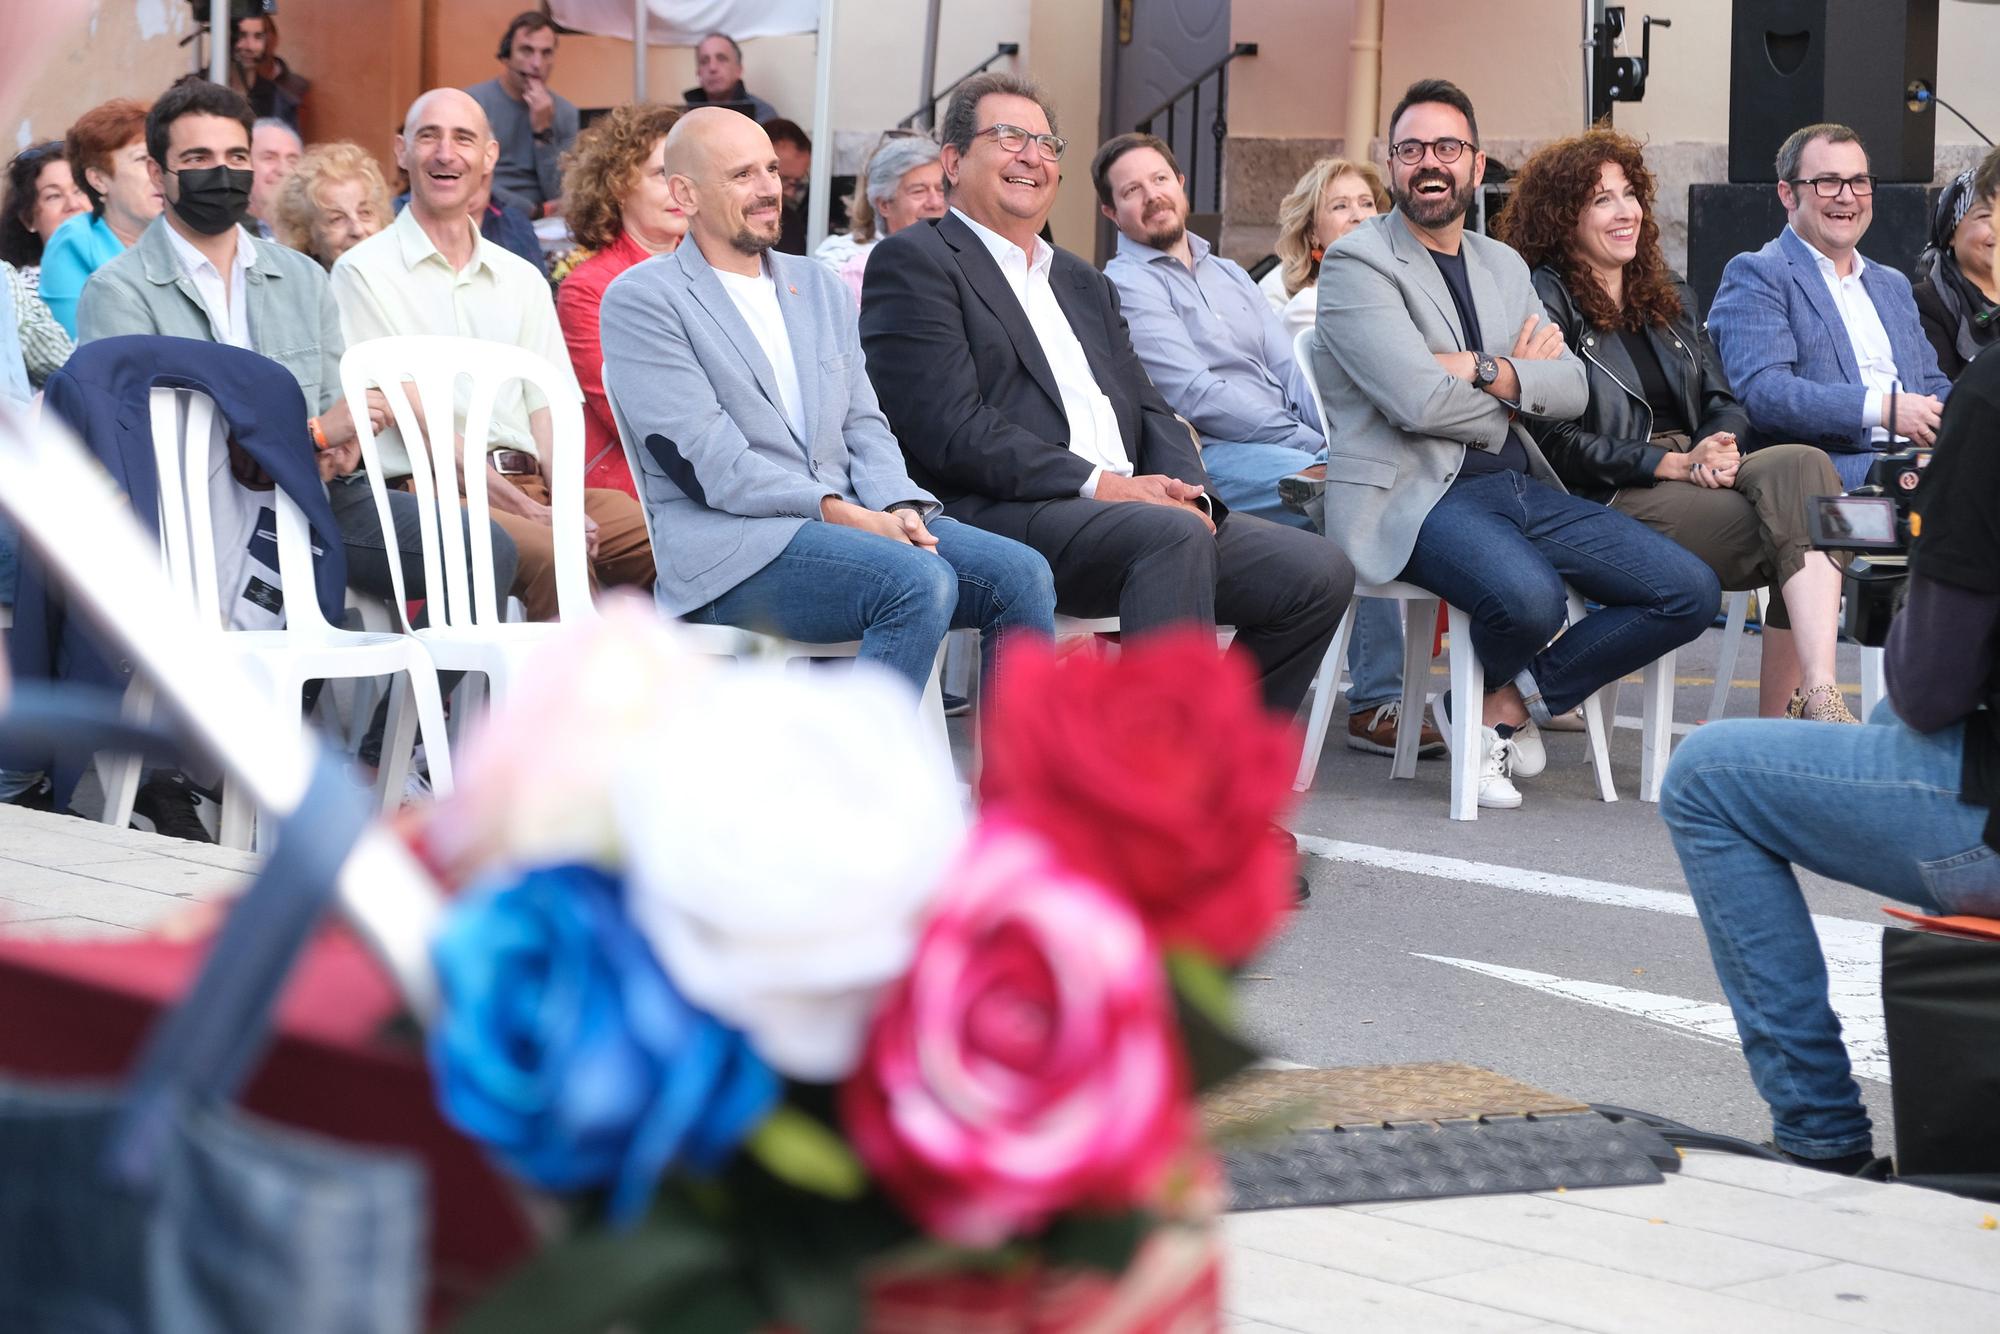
[600,108,1054,697]
[1310,79,1716,808]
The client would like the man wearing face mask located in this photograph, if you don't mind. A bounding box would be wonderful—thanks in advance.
[75,76,519,812]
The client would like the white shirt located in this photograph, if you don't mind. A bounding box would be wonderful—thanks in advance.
[1793,227,1902,443]
[713,262,807,441]
[164,222,253,349]
[330,207,575,477]
[950,207,1129,495]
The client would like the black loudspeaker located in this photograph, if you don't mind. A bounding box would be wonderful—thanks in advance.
[1883,928,2000,1201]
[1685,181,1936,316]
[1728,0,1939,184]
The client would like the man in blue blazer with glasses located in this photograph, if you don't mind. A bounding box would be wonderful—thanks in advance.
[1709,123,1952,490]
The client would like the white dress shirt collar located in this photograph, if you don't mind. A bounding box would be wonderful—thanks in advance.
[163,220,254,349]
[951,207,1053,284]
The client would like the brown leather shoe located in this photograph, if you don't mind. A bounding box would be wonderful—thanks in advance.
[1786,684,1860,724]
[1346,701,1446,758]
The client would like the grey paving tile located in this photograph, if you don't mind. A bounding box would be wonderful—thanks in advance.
[0,865,206,923]
[1553,1177,2000,1294]
[1722,1262,2000,1334]
[0,914,141,939]
[1365,1190,1827,1288]
[40,855,250,898]
[1798,1178,2000,1231]
[1420,1256,1866,1333]
[1225,1246,1544,1333]
[1676,1152,1862,1199]
[1224,1206,1533,1284]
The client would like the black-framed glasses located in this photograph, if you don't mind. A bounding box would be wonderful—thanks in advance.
[974,123,1067,162]
[1791,174,1876,198]
[1389,136,1474,166]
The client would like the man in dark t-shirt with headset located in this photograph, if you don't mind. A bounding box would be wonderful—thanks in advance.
[1662,178,2000,1177]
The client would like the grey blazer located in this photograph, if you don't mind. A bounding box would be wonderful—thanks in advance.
[599,238,936,617]
[1308,211,1588,586]
[75,217,345,414]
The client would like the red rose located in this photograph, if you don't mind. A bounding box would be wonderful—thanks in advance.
[978,631,1299,963]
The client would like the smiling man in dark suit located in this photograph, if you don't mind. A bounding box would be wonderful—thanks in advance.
[858,73,1353,714]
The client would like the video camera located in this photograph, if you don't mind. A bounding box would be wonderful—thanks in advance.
[1805,449,1929,647]
[183,0,276,25]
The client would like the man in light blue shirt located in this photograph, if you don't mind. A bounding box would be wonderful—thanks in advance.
[1096,131,1438,759]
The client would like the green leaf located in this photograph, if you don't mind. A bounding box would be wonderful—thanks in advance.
[745,1104,869,1200]
[447,1214,738,1334]
[1040,1210,1156,1274]
[1173,979,1261,1094]
[1166,949,1235,1029]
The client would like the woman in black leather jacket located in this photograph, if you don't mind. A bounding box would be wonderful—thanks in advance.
[1499,129,1853,722]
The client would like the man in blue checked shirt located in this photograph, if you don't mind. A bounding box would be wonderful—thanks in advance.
[1096,131,1441,760]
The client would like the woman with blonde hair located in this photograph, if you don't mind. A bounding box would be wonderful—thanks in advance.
[271,141,392,268]
[555,103,684,497]
[1259,156,1388,336]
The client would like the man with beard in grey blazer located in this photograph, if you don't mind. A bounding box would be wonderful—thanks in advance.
[1310,79,1716,809]
[598,108,1054,699]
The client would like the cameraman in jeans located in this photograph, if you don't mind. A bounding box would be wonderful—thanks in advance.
[1660,214,2000,1174]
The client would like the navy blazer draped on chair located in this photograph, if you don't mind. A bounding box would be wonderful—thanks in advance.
[5,336,347,795]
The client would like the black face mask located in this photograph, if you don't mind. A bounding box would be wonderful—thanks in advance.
[168,164,254,236]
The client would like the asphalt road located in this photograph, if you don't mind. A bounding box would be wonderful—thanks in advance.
[1242,619,1904,1158]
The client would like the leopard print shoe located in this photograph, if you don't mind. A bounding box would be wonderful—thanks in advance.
[1786,683,1860,724]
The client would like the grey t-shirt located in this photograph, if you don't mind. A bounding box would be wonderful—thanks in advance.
[465,77,579,216]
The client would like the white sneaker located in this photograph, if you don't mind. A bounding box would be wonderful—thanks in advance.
[1477,727,1524,809]
[1506,719,1546,778]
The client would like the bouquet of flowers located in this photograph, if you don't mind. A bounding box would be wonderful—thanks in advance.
[410,601,1302,1333]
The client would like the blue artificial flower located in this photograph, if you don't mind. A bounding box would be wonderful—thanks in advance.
[428,864,779,1224]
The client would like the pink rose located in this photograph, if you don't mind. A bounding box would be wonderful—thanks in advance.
[841,821,1191,1248]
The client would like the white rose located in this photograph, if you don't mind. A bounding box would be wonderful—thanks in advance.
[617,662,966,1081]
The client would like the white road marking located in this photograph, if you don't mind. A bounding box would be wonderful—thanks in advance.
[1299,837,1890,1082]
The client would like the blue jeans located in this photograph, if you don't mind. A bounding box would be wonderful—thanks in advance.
[1400,471,1719,722]
[687,515,1056,697]
[1201,440,1403,713]
[1661,703,2000,1159]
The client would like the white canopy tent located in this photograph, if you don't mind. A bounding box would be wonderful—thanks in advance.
[550,0,842,251]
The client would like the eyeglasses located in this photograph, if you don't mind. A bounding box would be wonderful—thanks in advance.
[973,123,1067,162]
[1790,174,1876,198]
[1389,136,1474,166]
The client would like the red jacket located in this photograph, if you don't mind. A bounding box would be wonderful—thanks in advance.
[556,230,660,496]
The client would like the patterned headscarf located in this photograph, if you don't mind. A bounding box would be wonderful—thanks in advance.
[1921,169,1997,366]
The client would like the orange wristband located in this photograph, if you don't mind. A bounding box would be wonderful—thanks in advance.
[308,416,329,451]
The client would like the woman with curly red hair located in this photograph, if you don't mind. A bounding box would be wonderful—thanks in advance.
[1501,129,1852,722]
[556,103,685,497]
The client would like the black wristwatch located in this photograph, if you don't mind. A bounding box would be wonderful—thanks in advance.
[1472,354,1500,389]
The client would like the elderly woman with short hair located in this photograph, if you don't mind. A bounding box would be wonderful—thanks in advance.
[555,103,685,497]
[271,141,394,268]
[815,133,947,302]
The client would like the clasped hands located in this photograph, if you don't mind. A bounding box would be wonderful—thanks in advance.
[1092,471,1214,533]
[821,495,941,550]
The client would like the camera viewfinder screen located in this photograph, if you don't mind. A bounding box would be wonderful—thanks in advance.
[1815,496,1898,545]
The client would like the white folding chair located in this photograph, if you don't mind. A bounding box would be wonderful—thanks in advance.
[340,335,595,720]
[97,387,453,848]
[1707,587,1760,721]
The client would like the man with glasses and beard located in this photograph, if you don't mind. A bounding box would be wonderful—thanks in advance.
[1708,123,1953,490]
[1309,78,1717,809]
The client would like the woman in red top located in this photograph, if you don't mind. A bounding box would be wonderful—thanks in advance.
[556,104,685,496]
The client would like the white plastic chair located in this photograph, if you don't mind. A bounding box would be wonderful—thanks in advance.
[0,388,444,1017]
[97,387,453,848]
[1707,588,1761,721]
[340,336,594,714]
